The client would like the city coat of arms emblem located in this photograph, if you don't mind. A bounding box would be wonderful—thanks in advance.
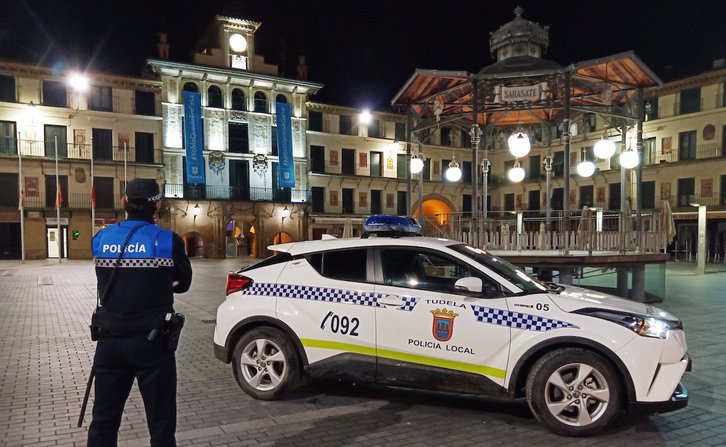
[430,308,459,342]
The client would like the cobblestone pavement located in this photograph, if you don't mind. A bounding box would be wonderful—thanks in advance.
[1,258,725,446]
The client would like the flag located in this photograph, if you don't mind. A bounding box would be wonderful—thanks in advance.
[90,182,95,210]
[55,183,63,209]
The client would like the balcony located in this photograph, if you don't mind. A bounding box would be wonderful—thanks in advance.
[649,142,723,164]
[3,138,163,164]
[18,192,122,210]
[163,184,309,203]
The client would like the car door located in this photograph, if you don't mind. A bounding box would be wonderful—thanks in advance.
[373,246,511,394]
[275,247,377,380]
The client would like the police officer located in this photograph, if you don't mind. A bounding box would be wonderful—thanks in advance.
[88,178,192,447]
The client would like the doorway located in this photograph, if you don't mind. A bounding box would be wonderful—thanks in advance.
[47,227,68,258]
[184,231,204,257]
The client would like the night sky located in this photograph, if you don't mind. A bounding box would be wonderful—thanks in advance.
[2,0,725,110]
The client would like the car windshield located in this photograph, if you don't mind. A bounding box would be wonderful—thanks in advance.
[450,244,547,294]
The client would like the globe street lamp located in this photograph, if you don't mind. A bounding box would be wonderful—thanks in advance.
[508,130,531,158]
[410,153,425,174]
[446,156,462,182]
[593,136,616,159]
[619,148,639,169]
[576,160,595,177]
[508,161,525,182]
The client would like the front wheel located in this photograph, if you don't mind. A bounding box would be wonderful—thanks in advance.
[526,348,622,436]
[232,327,300,400]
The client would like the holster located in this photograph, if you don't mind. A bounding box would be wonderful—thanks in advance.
[90,310,101,341]
[162,313,185,352]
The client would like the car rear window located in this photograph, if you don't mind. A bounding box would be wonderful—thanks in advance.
[239,252,292,273]
[306,249,367,282]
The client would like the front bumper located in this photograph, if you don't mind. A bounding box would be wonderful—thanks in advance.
[214,342,230,363]
[629,381,689,415]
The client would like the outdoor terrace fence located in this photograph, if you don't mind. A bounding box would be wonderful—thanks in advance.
[423,209,673,254]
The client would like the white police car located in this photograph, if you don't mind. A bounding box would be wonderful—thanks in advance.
[213,215,690,436]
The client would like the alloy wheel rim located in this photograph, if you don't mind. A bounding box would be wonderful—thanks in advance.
[544,362,610,427]
[240,338,287,391]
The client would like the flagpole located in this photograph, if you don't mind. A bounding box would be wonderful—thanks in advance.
[123,141,128,190]
[18,132,25,263]
[90,149,95,235]
[55,135,61,264]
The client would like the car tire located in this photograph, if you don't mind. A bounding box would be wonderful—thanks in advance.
[526,348,622,436]
[232,327,300,400]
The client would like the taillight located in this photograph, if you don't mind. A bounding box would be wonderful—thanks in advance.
[226,273,252,296]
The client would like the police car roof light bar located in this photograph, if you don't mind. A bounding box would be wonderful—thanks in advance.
[362,215,423,238]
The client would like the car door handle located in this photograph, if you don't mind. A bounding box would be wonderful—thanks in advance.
[379,295,405,307]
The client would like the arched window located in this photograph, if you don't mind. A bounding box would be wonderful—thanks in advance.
[275,94,287,104]
[183,82,198,92]
[254,91,267,113]
[207,85,223,108]
[231,88,246,111]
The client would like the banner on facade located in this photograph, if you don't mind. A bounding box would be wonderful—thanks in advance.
[276,102,295,188]
[183,91,205,184]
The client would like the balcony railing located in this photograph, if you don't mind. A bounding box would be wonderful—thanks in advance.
[163,184,309,202]
[651,142,723,164]
[17,192,122,209]
[1,138,163,164]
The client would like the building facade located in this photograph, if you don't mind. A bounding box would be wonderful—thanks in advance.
[1,12,725,260]
[0,59,162,259]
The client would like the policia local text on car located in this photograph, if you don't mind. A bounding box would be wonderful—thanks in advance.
[81,178,192,447]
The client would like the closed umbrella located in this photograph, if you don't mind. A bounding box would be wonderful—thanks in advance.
[342,218,353,238]
[661,200,676,251]
[577,206,591,250]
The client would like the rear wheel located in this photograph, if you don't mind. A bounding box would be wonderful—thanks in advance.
[526,348,622,436]
[232,327,300,400]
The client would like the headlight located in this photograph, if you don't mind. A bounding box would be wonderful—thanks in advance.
[575,309,683,339]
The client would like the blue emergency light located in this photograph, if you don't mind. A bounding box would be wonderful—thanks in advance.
[362,215,423,237]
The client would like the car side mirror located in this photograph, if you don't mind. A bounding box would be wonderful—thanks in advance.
[454,277,482,293]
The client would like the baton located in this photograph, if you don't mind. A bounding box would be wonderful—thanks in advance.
[77,366,95,428]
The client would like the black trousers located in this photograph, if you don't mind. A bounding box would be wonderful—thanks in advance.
[87,334,177,447]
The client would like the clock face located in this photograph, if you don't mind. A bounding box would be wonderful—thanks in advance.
[229,33,247,53]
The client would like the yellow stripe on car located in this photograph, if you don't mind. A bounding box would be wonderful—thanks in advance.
[300,338,506,379]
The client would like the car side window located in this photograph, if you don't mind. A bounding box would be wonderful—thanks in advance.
[381,248,500,296]
[310,249,367,282]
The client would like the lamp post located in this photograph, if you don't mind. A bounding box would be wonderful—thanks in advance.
[410,151,425,224]
[543,155,553,232]
[692,203,706,274]
[480,158,490,234]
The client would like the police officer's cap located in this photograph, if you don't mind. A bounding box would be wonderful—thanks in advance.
[125,179,161,203]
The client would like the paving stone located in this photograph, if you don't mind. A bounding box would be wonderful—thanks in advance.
[1,259,726,446]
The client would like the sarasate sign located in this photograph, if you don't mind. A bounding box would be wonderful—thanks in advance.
[497,83,548,103]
